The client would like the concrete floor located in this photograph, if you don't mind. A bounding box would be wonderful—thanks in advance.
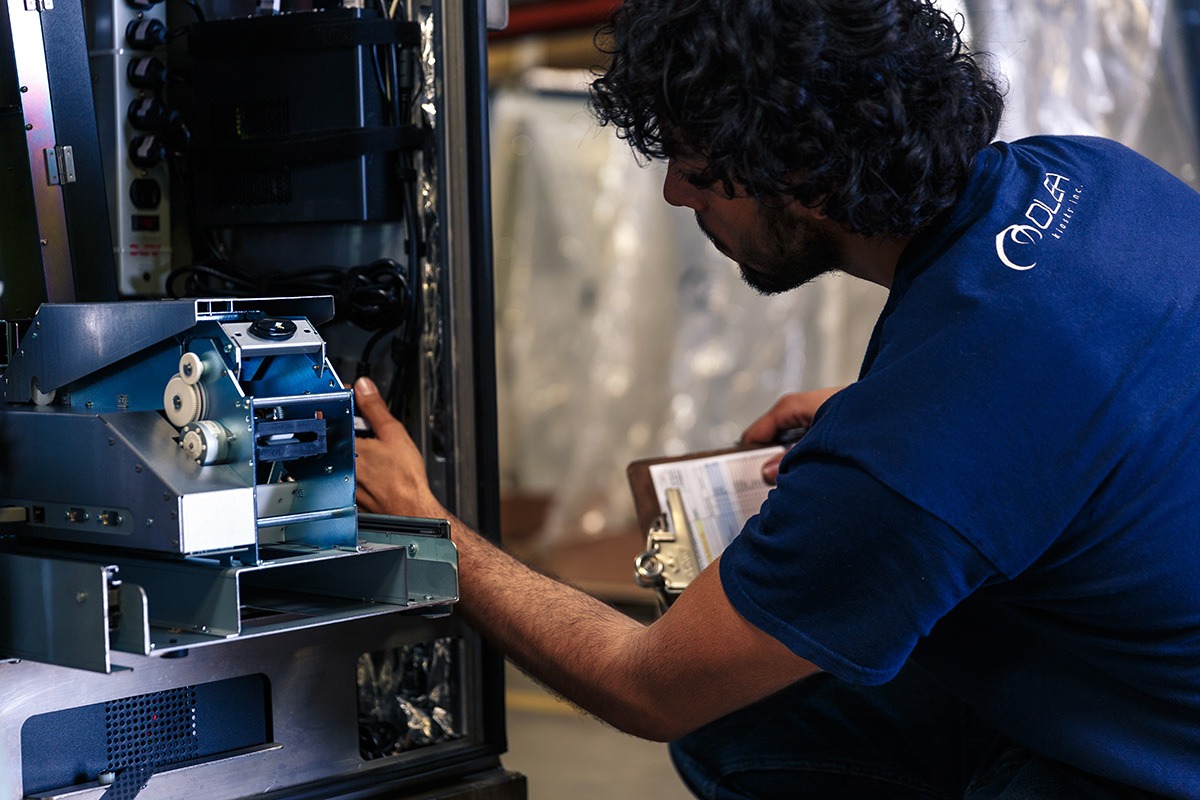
[502,661,695,800]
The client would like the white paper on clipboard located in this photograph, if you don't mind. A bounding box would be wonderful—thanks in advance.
[647,446,783,570]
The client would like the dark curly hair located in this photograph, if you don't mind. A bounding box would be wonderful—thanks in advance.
[589,0,1004,238]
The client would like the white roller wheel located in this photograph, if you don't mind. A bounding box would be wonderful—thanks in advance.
[178,352,205,385]
[30,380,55,406]
[164,375,204,427]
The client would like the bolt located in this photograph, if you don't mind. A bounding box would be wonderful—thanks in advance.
[173,395,182,410]
[24,123,32,131]
[134,464,142,473]
[19,86,27,93]
[38,239,47,246]
[223,344,232,353]
[324,466,333,474]
[30,331,37,339]
[146,518,154,526]
[343,476,350,482]
[183,362,193,376]
[407,544,418,556]
[108,438,115,446]
[75,592,87,603]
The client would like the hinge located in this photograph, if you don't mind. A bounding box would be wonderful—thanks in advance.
[44,145,76,186]
[23,0,53,11]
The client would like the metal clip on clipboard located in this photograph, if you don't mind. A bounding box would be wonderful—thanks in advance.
[634,487,701,611]
[628,441,795,612]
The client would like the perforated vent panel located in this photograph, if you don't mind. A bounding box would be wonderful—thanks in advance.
[21,673,269,796]
[105,687,200,770]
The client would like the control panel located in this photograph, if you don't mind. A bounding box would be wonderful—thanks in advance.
[89,0,173,296]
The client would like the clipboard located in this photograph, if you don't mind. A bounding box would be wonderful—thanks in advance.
[626,445,784,608]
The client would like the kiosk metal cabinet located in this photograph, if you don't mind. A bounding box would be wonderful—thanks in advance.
[0,1,519,797]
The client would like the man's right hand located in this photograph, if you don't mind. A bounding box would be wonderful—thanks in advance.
[742,386,844,483]
[353,376,446,520]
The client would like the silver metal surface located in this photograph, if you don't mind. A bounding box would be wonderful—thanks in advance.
[0,553,118,672]
[218,320,325,358]
[0,299,458,672]
[0,613,482,800]
[0,517,458,668]
[6,0,73,301]
[0,408,258,554]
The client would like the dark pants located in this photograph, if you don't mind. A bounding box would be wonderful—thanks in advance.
[669,663,1161,800]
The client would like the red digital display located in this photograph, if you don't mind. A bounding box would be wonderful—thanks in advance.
[131,215,160,232]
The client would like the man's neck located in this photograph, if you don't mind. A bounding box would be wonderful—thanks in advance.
[836,230,912,289]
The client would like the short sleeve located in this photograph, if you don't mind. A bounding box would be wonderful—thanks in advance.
[720,454,1000,685]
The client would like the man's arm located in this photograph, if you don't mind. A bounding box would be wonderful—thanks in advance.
[354,377,820,742]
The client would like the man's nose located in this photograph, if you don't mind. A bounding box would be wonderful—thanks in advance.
[663,160,707,210]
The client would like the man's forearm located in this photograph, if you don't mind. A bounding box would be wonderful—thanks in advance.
[447,516,675,739]
[445,514,819,741]
[352,377,819,740]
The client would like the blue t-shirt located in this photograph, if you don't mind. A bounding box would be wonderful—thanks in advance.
[720,136,1200,798]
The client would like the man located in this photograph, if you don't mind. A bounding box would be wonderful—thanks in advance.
[356,0,1200,797]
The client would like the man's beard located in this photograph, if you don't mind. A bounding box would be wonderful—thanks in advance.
[695,205,842,296]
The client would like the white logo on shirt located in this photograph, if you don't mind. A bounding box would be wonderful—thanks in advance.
[995,172,1078,271]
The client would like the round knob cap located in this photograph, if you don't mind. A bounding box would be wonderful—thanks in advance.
[248,317,298,340]
[125,18,166,50]
[130,134,166,168]
[178,352,204,385]
[126,56,167,89]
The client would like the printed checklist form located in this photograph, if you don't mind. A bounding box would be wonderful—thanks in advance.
[646,446,783,570]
